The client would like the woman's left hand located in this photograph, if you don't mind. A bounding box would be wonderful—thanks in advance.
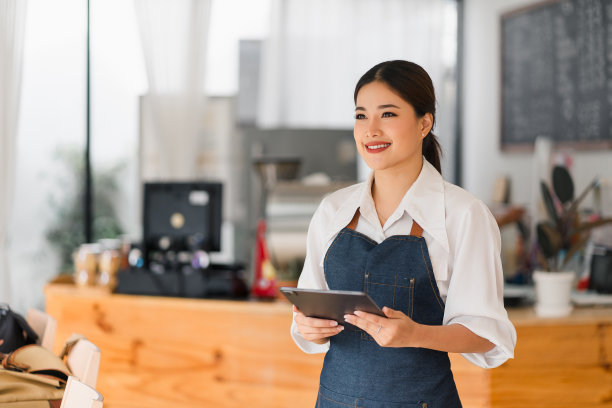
[344,307,420,348]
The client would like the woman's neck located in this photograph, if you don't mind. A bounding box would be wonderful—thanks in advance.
[371,156,423,226]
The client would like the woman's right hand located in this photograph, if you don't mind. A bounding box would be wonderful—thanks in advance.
[293,305,344,344]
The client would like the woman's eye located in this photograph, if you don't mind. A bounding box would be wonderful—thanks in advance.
[355,113,366,120]
[382,112,396,118]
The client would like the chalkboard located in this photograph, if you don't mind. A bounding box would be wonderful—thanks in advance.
[501,0,612,150]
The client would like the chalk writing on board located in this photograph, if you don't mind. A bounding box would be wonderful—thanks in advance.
[501,0,612,149]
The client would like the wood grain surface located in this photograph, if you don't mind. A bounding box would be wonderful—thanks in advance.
[45,284,612,407]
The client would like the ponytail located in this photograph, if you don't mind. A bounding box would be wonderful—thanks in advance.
[422,132,442,174]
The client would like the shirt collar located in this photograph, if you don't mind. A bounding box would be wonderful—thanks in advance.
[325,158,449,254]
[400,159,449,253]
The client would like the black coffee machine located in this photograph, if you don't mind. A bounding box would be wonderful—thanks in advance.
[589,245,612,294]
[116,182,248,299]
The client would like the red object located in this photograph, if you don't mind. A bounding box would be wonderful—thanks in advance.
[251,219,277,298]
[577,276,590,291]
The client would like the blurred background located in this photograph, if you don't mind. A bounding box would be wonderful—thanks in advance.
[4,1,612,407]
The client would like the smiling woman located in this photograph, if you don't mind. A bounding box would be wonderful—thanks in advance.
[354,61,441,174]
[354,82,431,176]
[353,62,441,227]
[291,60,515,408]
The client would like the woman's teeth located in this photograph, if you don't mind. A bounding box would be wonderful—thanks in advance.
[367,143,391,150]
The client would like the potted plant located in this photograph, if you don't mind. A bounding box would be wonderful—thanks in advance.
[533,165,612,317]
[46,146,125,274]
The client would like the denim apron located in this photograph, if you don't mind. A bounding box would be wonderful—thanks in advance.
[317,210,462,408]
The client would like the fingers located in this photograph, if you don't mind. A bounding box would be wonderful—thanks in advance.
[293,306,344,342]
[382,306,406,318]
[293,306,337,327]
[351,310,385,325]
[344,308,404,342]
[297,321,344,342]
[299,325,344,336]
[295,313,340,328]
[344,311,382,336]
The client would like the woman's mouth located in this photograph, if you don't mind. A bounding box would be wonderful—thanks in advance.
[365,142,391,153]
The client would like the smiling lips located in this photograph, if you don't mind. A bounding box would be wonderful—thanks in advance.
[365,142,391,153]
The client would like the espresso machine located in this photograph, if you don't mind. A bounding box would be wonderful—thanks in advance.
[116,182,248,299]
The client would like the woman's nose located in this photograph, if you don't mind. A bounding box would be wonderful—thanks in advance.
[366,117,380,137]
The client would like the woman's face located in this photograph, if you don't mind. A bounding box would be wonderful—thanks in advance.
[353,81,431,173]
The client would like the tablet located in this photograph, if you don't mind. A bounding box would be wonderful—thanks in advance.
[280,287,384,324]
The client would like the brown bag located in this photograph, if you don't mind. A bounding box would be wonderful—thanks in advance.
[0,343,72,408]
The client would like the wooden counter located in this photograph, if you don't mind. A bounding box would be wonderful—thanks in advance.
[44,283,612,408]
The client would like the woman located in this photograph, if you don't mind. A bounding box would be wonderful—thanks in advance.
[291,60,516,407]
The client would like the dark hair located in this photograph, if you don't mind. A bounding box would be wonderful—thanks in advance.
[353,60,442,174]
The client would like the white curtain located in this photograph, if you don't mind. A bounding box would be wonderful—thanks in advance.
[134,0,212,180]
[0,0,27,303]
[258,0,458,179]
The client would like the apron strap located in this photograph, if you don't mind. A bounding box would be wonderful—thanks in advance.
[345,209,360,230]
[410,220,423,237]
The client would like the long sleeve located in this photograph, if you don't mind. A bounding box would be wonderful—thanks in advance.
[290,200,331,354]
[443,199,517,368]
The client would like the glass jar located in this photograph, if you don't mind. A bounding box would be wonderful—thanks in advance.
[98,248,121,290]
[97,238,123,290]
[73,243,101,286]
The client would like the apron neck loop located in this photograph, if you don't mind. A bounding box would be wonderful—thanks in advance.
[410,220,423,237]
[346,209,360,230]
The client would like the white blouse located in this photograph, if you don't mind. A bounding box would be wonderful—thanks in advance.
[291,158,517,369]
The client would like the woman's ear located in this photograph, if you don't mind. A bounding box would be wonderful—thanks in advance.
[420,113,433,137]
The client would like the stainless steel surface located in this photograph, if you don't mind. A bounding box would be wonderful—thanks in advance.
[265,180,353,265]
[253,158,301,191]
[253,157,301,220]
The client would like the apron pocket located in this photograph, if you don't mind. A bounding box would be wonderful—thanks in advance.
[318,384,359,407]
[318,384,429,408]
[360,400,429,408]
[368,276,414,318]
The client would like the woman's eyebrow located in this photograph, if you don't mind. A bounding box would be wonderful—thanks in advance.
[354,104,400,111]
